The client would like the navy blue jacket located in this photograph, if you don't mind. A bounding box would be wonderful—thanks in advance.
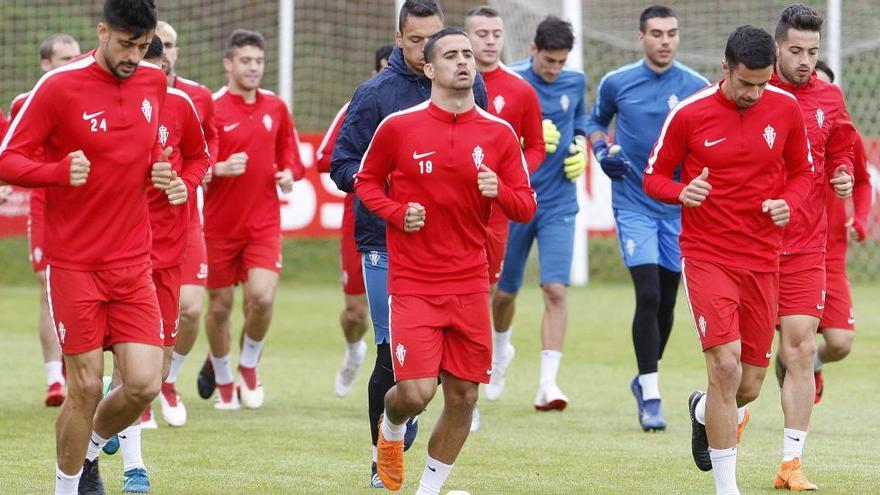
[330,46,488,252]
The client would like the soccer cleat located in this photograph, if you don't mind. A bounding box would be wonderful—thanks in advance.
[775,353,787,389]
[159,382,187,427]
[214,382,240,410]
[534,383,568,411]
[140,404,158,430]
[736,407,750,444]
[77,458,105,495]
[813,370,824,404]
[630,376,666,432]
[688,391,712,472]
[102,434,119,456]
[369,462,384,489]
[196,356,216,399]
[45,381,66,407]
[334,340,367,398]
[403,416,419,452]
[237,365,264,409]
[121,468,150,493]
[376,416,405,491]
[470,404,481,432]
[774,457,818,491]
[485,343,515,401]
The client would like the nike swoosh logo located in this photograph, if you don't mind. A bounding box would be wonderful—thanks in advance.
[786,435,801,442]
[704,138,726,147]
[765,351,773,358]
[197,274,208,279]
[119,435,127,439]
[82,111,105,120]
[816,304,825,310]
[171,330,179,338]
[91,440,99,447]
[224,123,240,132]
[847,318,855,324]
[427,465,437,472]
[412,151,436,160]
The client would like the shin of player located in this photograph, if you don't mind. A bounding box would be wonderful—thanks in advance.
[644,26,813,495]
[356,29,536,493]
[203,29,304,410]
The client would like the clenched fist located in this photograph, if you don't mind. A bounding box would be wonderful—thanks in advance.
[69,150,91,187]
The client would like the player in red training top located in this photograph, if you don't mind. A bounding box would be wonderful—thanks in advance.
[150,19,220,428]
[643,26,812,495]
[812,61,870,402]
[316,44,392,400]
[357,29,536,493]
[7,32,81,409]
[200,29,305,411]
[766,6,855,491]
[463,7,545,420]
[0,2,168,493]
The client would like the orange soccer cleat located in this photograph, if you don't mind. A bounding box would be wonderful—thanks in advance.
[45,382,65,407]
[774,457,818,491]
[736,407,750,444]
[376,416,405,491]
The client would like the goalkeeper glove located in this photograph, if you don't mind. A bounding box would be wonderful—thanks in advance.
[543,119,561,154]
[593,140,629,180]
[563,135,587,182]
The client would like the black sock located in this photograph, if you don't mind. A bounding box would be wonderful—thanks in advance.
[629,264,661,375]
[657,267,681,361]
[368,343,395,446]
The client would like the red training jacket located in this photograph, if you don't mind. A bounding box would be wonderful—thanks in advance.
[316,101,349,174]
[826,127,871,267]
[174,75,219,233]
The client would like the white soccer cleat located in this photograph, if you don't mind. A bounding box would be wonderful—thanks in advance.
[485,343,516,401]
[534,383,569,412]
[214,383,240,411]
[470,404,481,432]
[237,366,264,409]
[140,404,159,429]
[159,382,187,427]
[335,340,367,398]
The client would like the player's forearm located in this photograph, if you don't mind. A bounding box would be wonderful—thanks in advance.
[353,179,407,228]
[588,130,609,146]
[0,153,71,187]
[523,143,545,174]
[853,181,871,229]
[180,157,210,194]
[643,173,685,205]
[495,181,537,223]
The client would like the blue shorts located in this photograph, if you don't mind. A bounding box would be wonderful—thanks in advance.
[497,208,575,294]
[362,250,390,345]
[614,209,681,272]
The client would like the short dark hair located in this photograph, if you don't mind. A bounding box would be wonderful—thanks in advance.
[815,60,835,82]
[725,25,776,70]
[423,28,469,64]
[465,5,499,20]
[534,16,574,51]
[224,29,266,59]
[375,43,394,72]
[398,0,444,33]
[103,0,158,39]
[639,5,677,33]
[775,4,823,41]
[39,33,77,61]
[145,35,164,60]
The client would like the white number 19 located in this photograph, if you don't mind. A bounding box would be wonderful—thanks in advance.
[419,160,433,174]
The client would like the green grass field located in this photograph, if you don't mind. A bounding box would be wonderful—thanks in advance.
[0,283,877,494]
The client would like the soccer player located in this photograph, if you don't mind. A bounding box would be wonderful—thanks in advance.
[315,43,393,399]
[0,1,168,493]
[462,5,545,429]
[493,15,588,411]
[8,32,82,408]
[200,29,304,410]
[331,1,487,487]
[643,26,813,495]
[768,5,855,490]
[358,27,536,494]
[586,5,709,431]
[812,61,869,403]
[149,19,219,428]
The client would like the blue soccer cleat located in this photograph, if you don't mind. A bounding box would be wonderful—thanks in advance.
[102,434,119,455]
[403,415,419,452]
[630,376,666,432]
[122,468,151,493]
[369,462,384,489]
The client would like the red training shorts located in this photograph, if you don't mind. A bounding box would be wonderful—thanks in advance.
[778,252,826,318]
[180,219,208,286]
[486,206,509,286]
[206,236,282,289]
[28,189,47,273]
[152,265,182,346]
[819,263,854,331]
[389,292,492,384]
[46,263,163,355]
[681,257,778,367]
[340,195,365,295]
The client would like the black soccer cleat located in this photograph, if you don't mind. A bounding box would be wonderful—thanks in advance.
[197,355,216,399]
[77,458,105,495]
[688,391,712,472]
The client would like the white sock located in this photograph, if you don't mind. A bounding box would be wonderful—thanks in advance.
[493,327,512,360]
[45,360,65,386]
[783,428,807,462]
[372,445,377,463]
[695,394,707,425]
[210,352,234,385]
[813,353,823,372]
[737,407,746,424]
[119,425,145,471]
[539,350,562,387]
[415,455,453,495]
[638,372,661,400]
[381,412,406,441]
[165,351,187,384]
[54,465,82,495]
[239,335,265,368]
[85,432,108,462]
[710,446,740,495]
[345,339,365,362]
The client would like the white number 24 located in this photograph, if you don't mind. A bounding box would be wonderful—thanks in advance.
[90,118,107,132]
